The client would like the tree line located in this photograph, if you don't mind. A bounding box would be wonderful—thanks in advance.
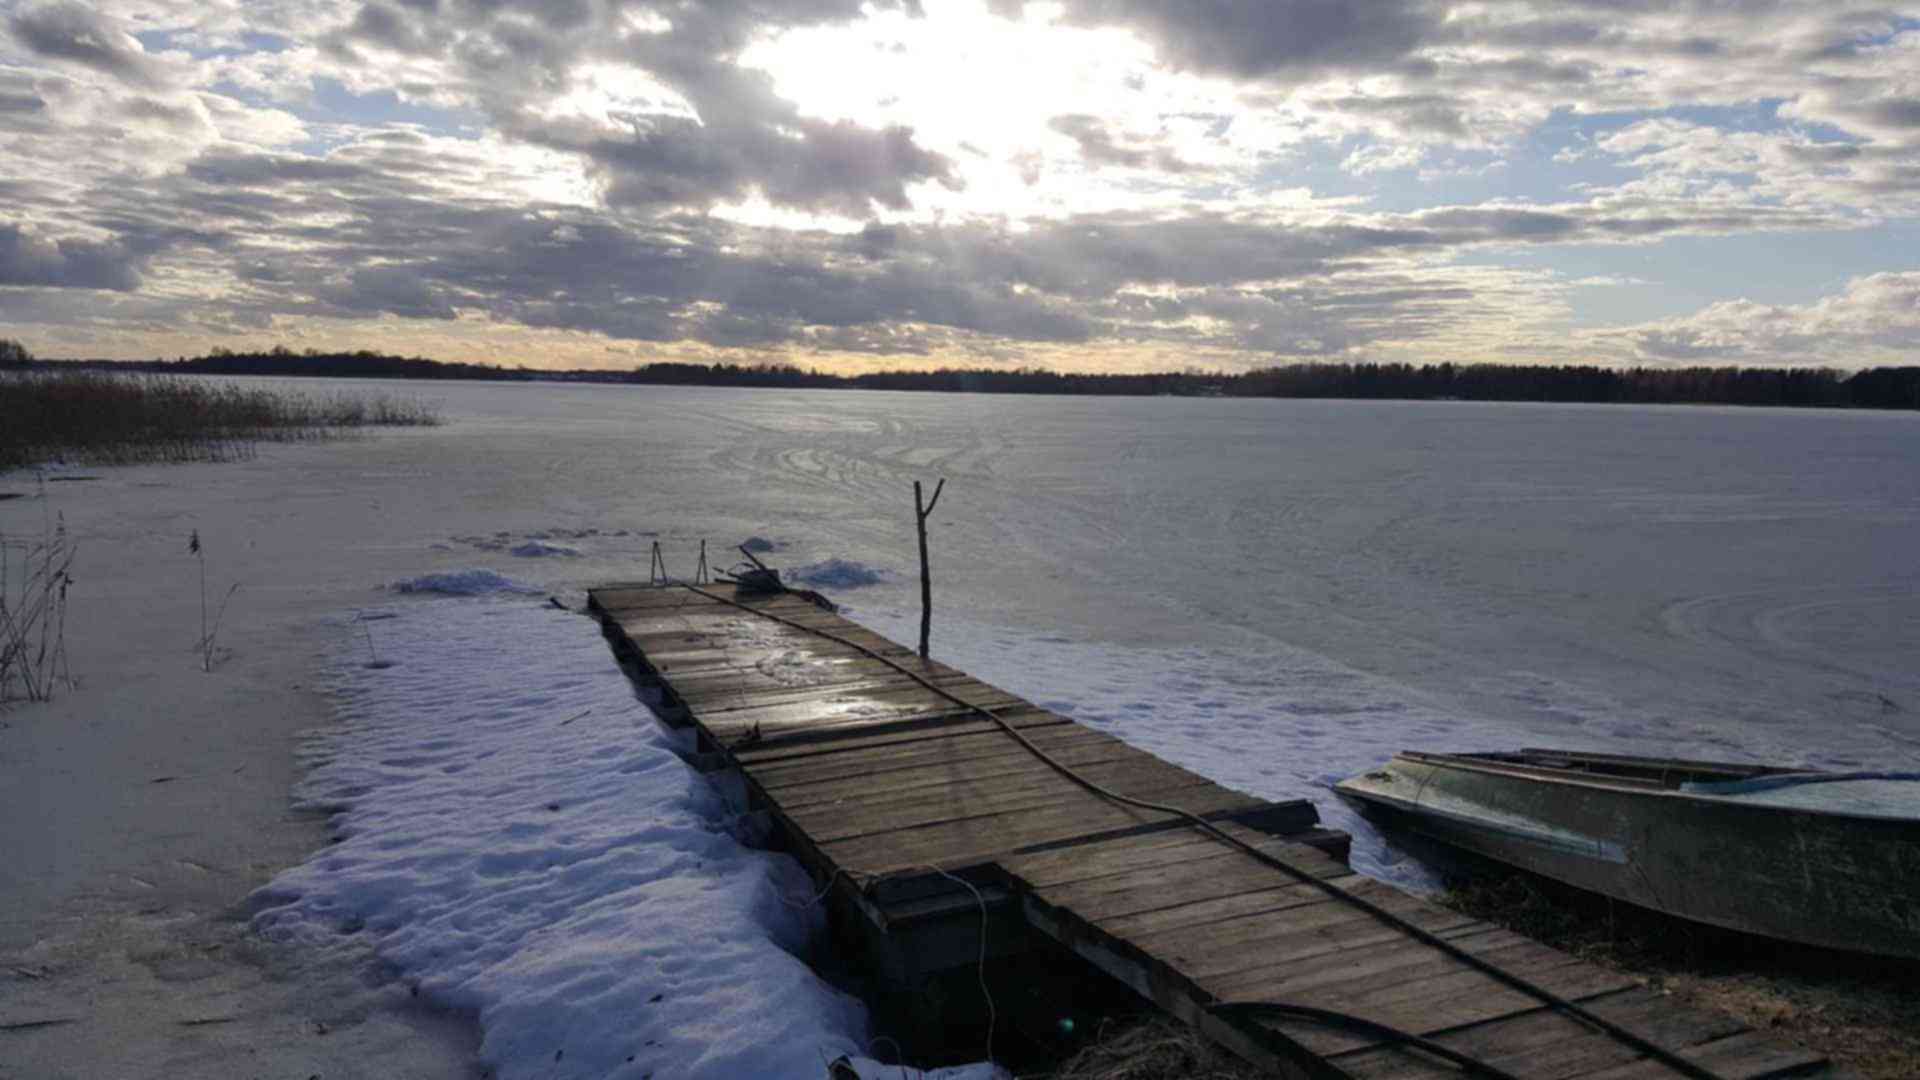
[13,343,1920,409]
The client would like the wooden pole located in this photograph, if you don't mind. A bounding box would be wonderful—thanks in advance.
[915,478,945,660]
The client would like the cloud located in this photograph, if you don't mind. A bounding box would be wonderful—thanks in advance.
[0,224,144,290]
[1047,114,1192,172]
[1047,0,1439,80]
[0,89,47,113]
[309,0,961,216]
[1618,272,1920,365]
[317,264,458,319]
[7,2,170,88]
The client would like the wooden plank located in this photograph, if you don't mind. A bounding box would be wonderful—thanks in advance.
[1093,880,1352,939]
[1333,997,1601,1080]
[732,702,1062,755]
[765,737,1156,809]
[665,671,998,724]
[618,609,918,659]
[1266,935,1574,1013]
[674,668,1003,715]
[998,823,1350,891]
[697,686,1033,745]
[730,706,1075,765]
[751,724,1121,791]
[588,585,721,612]
[1205,925,1537,1010]
[1567,1029,1829,1080]
[820,782,1268,878]
[1131,878,1486,982]
[787,769,1247,845]
[728,706,1061,758]
[628,630,951,677]
[1339,1017,1630,1080]
[1334,986,1757,1080]
[618,635,928,674]
[603,605,898,647]
[693,677,1024,722]
[592,583,827,614]
[1025,850,1344,925]
[1269,960,1642,1059]
[1071,895,1477,999]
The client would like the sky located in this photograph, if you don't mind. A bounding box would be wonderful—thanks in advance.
[1,0,1918,372]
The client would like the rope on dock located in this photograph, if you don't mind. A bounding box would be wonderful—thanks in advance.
[677,583,1728,1080]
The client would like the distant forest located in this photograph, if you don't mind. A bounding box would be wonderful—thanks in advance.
[15,342,1920,409]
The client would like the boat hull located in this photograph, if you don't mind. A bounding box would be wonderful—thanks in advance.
[1336,752,1920,960]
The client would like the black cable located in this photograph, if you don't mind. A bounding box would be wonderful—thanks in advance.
[674,583,1726,1080]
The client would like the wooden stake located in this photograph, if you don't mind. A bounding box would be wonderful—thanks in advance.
[914,478,945,659]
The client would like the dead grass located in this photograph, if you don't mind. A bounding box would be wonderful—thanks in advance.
[0,369,440,471]
[1440,868,1920,1079]
[1026,1016,1263,1080]
[0,479,74,703]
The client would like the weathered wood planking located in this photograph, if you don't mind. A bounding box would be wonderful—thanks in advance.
[588,583,1836,1079]
[589,582,1324,888]
[1004,826,1840,1078]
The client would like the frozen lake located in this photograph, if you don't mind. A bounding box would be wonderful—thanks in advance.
[23,377,1920,883]
[357,380,1916,874]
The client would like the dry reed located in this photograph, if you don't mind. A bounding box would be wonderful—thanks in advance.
[0,480,75,702]
[0,369,440,471]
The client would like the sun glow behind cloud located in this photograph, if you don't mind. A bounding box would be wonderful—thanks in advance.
[735,0,1285,223]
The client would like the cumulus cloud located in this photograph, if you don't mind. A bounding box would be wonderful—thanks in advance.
[1047,114,1193,172]
[0,224,145,290]
[7,2,170,88]
[1619,273,1920,365]
[305,0,962,216]
[1042,0,1439,80]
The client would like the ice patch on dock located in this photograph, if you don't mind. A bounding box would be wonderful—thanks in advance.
[253,599,996,1079]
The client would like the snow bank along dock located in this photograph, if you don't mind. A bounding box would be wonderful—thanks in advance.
[587,581,1839,1079]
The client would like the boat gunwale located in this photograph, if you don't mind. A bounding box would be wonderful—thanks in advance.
[1371,750,1917,826]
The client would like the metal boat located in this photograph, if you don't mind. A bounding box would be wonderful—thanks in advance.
[1335,748,1920,959]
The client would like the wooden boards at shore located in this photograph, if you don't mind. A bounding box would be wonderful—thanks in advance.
[587,582,1836,1080]
[1005,816,1835,1079]
[589,582,1325,892]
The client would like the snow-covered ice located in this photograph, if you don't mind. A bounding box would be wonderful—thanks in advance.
[510,539,582,558]
[12,378,1917,1075]
[390,569,542,595]
[251,597,1001,1080]
[787,558,891,589]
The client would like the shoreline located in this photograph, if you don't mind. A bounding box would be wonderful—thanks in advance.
[18,356,1920,412]
[0,434,521,1078]
[0,606,484,1079]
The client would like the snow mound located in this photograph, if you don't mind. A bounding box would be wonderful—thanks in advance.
[509,540,581,558]
[254,601,997,1080]
[387,569,542,595]
[786,558,889,589]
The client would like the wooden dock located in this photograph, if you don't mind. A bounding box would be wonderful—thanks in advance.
[587,582,1839,1079]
